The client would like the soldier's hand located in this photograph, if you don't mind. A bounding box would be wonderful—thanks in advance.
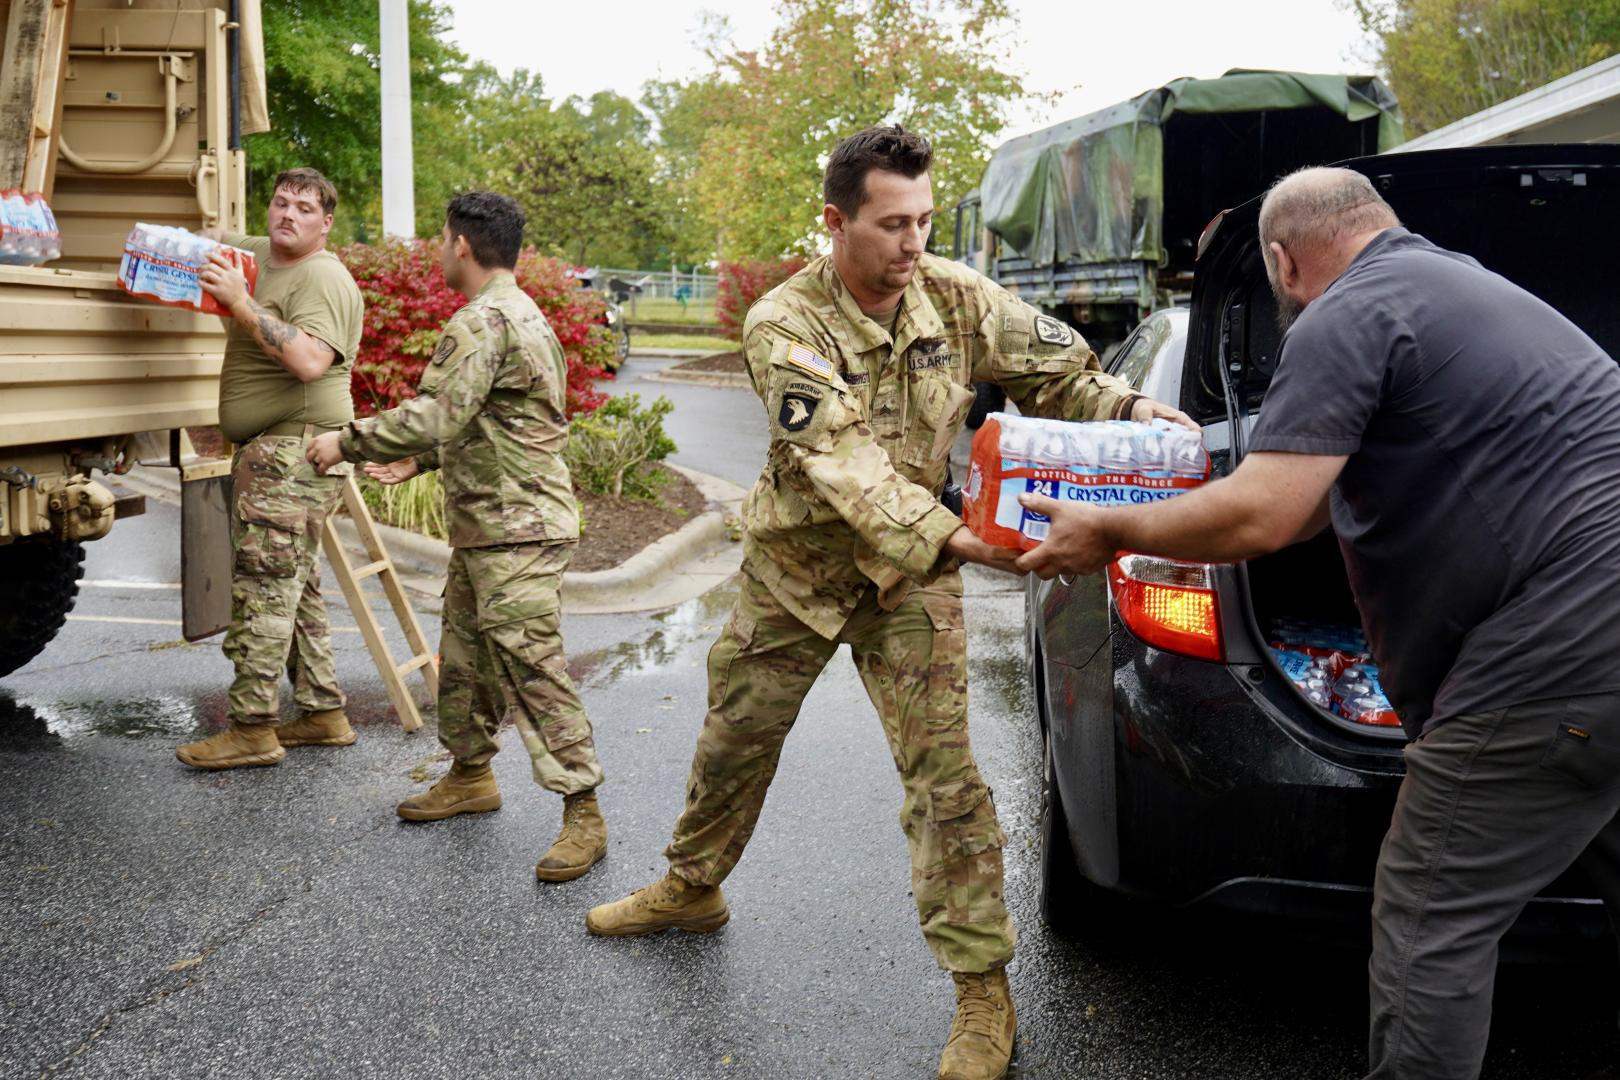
[1130,397,1200,431]
[305,431,345,474]
[942,526,1026,577]
[362,458,419,485]
[198,247,251,311]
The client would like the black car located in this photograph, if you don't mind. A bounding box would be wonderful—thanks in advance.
[1027,144,1620,944]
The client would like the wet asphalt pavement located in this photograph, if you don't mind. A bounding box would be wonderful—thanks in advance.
[2,358,1616,1079]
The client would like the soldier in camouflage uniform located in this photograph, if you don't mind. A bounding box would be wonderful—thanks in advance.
[308,192,608,882]
[177,167,363,771]
[586,128,1194,1080]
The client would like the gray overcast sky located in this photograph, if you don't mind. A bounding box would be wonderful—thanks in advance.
[444,0,1376,140]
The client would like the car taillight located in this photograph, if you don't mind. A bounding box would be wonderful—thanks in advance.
[1108,555,1224,662]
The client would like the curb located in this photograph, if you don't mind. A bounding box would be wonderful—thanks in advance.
[644,366,752,390]
[124,462,747,612]
[629,347,731,359]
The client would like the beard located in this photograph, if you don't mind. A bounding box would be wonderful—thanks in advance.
[1270,279,1303,335]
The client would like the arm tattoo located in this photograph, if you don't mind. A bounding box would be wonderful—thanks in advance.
[241,298,302,358]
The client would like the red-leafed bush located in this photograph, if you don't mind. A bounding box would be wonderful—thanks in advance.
[340,239,611,420]
[715,257,808,341]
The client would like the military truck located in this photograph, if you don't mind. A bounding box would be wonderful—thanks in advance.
[0,0,268,677]
[954,69,1402,422]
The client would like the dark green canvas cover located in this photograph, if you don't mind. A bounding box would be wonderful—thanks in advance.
[979,70,1403,267]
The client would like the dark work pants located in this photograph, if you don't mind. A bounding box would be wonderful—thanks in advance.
[1366,693,1620,1080]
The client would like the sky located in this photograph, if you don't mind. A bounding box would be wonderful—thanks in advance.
[444,0,1378,141]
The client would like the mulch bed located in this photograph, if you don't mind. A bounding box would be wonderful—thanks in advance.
[184,426,708,573]
[572,466,708,572]
[669,350,746,375]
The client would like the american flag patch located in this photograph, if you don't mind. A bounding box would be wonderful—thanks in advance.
[785,341,834,381]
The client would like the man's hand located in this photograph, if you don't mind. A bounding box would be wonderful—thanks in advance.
[942,525,1026,576]
[198,248,252,313]
[306,431,345,475]
[1012,494,1121,579]
[363,458,420,485]
[1130,396,1200,431]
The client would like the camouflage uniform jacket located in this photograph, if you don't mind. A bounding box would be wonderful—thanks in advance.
[743,252,1137,638]
[337,271,580,548]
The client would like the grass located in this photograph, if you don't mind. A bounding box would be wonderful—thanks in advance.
[619,295,717,324]
[631,333,735,352]
[358,470,446,540]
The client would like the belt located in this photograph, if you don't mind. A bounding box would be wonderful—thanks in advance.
[258,421,342,439]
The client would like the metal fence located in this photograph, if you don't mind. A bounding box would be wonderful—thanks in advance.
[587,268,720,323]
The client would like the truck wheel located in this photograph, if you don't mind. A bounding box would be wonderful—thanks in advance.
[0,540,85,678]
[965,381,1005,429]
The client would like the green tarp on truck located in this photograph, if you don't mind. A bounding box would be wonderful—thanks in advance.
[979,69,1403,275]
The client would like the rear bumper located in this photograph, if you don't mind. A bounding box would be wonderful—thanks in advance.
[1072,634,1605,916]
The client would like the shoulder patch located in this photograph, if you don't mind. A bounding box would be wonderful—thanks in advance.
[785,341,834,382]
[779,392,820,432]
[430,334,457,365]
[1034,314,1075,347]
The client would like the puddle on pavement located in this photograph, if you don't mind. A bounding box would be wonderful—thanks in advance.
[569,583,739,686]
[9,694,209,742]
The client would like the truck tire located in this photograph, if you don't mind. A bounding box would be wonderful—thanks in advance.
[0,539,85,678]
[965,381,1005,429]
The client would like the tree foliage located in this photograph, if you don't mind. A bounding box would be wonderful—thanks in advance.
[1350,0,1620,134]
[246,0,467,241]
[499,90,674,268]
[649,0,1028,261]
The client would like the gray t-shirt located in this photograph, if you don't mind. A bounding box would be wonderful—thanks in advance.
[1249,228,1620,737]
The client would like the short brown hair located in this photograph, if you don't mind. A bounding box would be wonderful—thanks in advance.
[272,167,338,216]
[823,125,932,219]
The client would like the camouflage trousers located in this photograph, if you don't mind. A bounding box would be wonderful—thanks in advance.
[437,541,603,795]
[665,563,1015,973]
[223,436,346,726]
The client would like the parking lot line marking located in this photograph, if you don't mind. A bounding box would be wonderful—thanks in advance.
[67,615,362,633]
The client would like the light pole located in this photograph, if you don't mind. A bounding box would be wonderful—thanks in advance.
[379,0,415,238]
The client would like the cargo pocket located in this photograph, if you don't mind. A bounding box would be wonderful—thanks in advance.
[247,611,295,640]
[902,375,974,467]
[922,773,1008,924]
[920,592,967,726]
[1540,722,1620,792]
[235,501,306,578]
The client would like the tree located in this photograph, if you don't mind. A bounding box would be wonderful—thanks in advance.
[647,0,1029,261]
[499,92,674,268]
[246,0,469,241]
[1349,0,1620,135]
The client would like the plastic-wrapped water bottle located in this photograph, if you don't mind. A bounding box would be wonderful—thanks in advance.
[28,194,60,262]
[1096,422,1137,473]
[0,190,29,265]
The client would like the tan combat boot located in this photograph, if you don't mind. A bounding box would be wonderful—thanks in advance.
[937,969,1017,1080]
[585,874,729,936]
[176,722,285,770]
[275,707,357,748]
[396,761,502,822]
[535,790,608,882]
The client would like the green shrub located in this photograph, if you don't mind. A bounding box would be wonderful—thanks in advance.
[565,394,677,500]
[358,469,447,541]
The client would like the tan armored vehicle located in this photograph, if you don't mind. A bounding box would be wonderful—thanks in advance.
[0,0,267,676]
